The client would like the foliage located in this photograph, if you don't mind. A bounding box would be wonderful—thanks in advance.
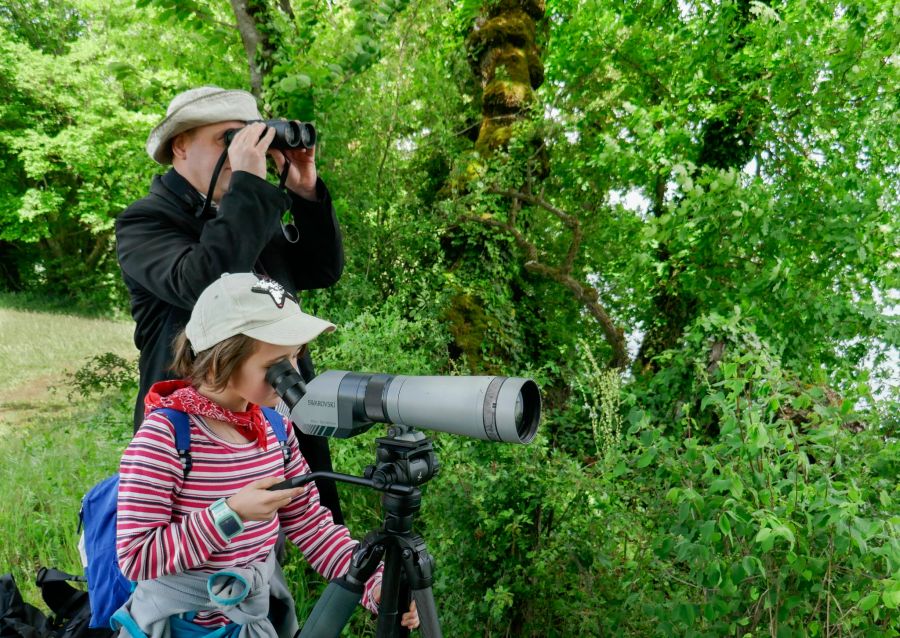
[573,339,623,462]
[0,1,897,636]
[626,312,900,636]
[64,352,138,400]
[0,0,244,305]
[422,314,900,636]
[533,0,900,375]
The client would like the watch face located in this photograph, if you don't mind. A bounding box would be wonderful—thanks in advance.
[220,515,242,537]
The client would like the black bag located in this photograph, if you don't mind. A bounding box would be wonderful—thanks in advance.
[0,569,114,638]
[35,568,112,638]
[1,573,52,638]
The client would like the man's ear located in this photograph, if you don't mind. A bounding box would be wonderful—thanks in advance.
[170,132,192,161]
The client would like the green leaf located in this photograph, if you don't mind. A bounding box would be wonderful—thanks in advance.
[718,514,732,537]
[635,448,657,468]
[859,593,879,611]
[771,524,795,549]
[710,478,732,493]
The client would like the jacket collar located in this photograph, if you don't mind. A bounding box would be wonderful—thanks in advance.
[153,168,211,218]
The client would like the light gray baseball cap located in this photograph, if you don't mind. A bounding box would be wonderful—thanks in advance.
[186,273,335,353]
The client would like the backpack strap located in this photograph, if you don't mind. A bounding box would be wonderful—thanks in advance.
[36,567,88,623]
[261,407,291,467]
[150,408,192,479]
[148,407,289,475]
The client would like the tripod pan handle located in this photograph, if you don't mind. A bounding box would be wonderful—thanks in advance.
[298,578,362,638]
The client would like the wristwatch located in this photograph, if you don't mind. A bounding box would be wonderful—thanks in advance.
[210,498,244,540]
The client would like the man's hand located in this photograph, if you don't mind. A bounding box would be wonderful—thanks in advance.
[225,476,302,522]
[227,122,275,180]
[271,130,318,200]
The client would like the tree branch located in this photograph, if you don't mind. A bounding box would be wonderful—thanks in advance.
[486,187,584,286]
[277,0,294,20]
[229,0,265,96]
[485,188,578,229]
[461,189,628,369]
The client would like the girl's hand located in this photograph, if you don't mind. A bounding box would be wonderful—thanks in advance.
[372,587,420,630]
[401,601,419,630]
[225,476,302,522]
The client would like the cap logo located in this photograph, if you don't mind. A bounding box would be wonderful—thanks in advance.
[251,278,296,309]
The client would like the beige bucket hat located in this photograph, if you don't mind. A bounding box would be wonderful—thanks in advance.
[146,86,263,165]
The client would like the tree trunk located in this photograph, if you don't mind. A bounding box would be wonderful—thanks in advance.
[457,1,628,368]
[466,0,546,152]
[229,0,283,97]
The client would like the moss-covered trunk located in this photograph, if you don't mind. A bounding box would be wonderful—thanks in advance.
[466,0,546,153]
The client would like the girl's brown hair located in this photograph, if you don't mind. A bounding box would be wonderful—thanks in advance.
[171,330,258,391]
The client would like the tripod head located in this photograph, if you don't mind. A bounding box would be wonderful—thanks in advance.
[266,425,438,496]
[366,425,440,490]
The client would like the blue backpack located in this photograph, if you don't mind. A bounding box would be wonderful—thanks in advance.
[80,407,290,629]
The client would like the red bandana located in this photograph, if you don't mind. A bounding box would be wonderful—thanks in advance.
[144,379,269,450]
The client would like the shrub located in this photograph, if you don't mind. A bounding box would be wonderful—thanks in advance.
[626,313,900,636]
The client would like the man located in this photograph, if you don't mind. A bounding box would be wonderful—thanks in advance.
[116,86,344,522]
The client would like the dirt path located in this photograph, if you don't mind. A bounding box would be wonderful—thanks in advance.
[0,307,137,431]
[0,373,69,428]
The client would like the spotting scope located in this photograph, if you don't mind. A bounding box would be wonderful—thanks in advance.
[265,362,541,444]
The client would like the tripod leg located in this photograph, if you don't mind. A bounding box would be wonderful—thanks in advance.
[411,588,442,638]
[399,540,442,638]
[300,533,386,638]
[371,534,442,638]
[375,543,404,638]
[298,578,362,638]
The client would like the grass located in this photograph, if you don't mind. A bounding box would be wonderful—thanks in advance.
[0,405,132,606]
[0,301,137,609]
[0,305,137,429]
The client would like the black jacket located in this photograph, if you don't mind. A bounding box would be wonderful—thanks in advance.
[117,168,343,424]
[116,168,345,522]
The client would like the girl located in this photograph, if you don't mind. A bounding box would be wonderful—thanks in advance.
[114,272,418,637]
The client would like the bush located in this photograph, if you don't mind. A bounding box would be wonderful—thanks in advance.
[64,352,137,400]
[625,313,900,636]
[411,312,900,637]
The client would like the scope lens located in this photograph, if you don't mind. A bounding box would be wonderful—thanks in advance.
[515,381,541,442]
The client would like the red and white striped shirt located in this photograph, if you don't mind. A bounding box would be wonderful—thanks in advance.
[116,411,381,625]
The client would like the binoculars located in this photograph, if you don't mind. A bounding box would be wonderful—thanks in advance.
[224,120,316,150]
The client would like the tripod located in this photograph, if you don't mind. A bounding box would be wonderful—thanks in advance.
[273,427,443,638]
